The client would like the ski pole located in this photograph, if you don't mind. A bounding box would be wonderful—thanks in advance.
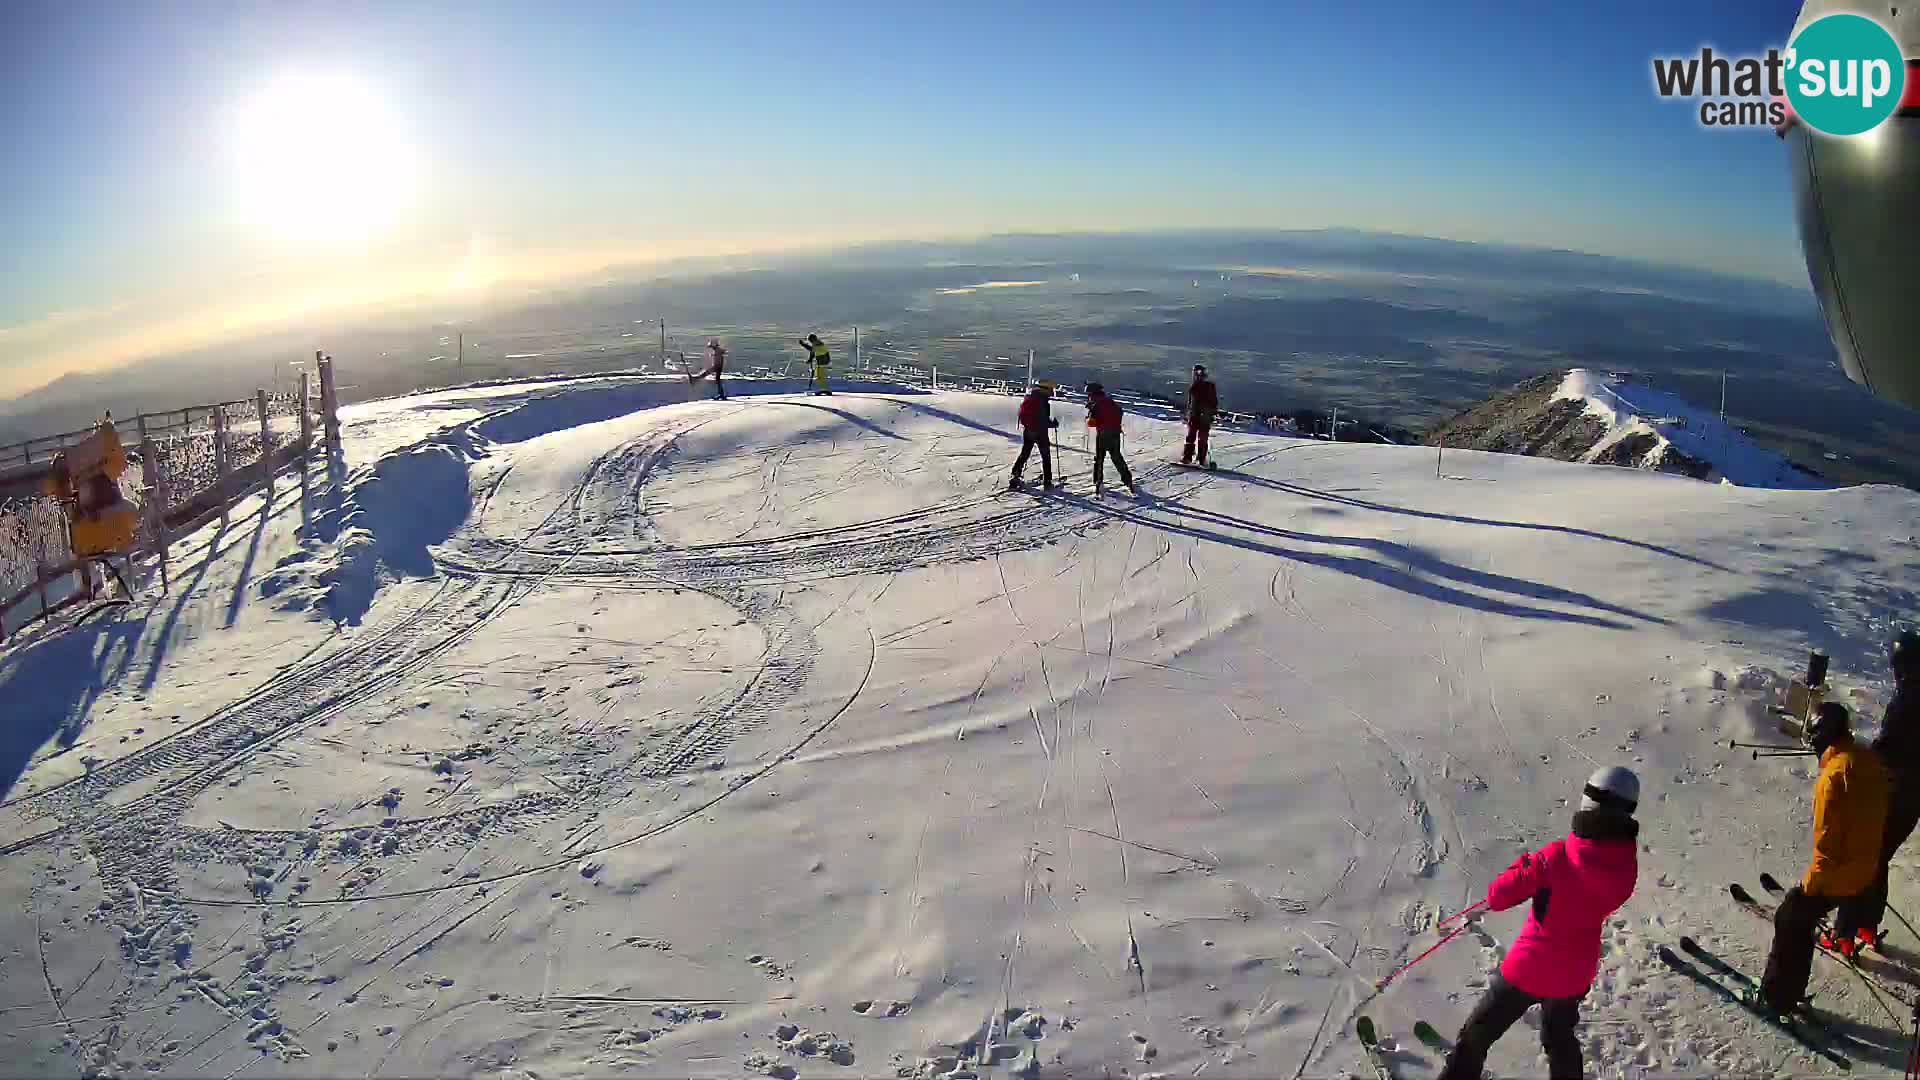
[1751,749,1819,760]
[1888,900,1920,953]
[1729,739,1809,752]
[1434,900,1488,931]
[1376,921,1475,992]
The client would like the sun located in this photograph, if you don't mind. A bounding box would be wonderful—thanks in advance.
[229,74,421,248]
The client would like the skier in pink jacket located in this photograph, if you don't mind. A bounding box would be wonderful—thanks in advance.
[1438,766,1640,1080]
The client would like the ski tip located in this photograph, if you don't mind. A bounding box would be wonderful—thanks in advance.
[1680,935,1700,951]
[1730,883,1757,903]
[1354,1016,1377,1041]
[1760,872,1784,892]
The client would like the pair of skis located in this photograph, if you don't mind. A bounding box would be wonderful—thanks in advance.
[1353,1016,1447,1079]
[1656,935,1853,1069]
[1729,875,1912,1023]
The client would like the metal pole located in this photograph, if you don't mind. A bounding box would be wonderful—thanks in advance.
[1720,371,1727,419]
[1436,435,1444,479]
[458,331,464,382]
[659,319,666,370]
[854,327,861,371]
[1027,350,1035,390]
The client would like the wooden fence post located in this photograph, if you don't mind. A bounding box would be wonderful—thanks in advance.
[212,404,231,524]
[297,373,314,529]
[256,388,272,495]
[138,414,169,591]
[299,372,313,453]
[318,354,342,456]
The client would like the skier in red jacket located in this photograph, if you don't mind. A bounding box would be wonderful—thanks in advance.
[1084,383,1136,495]
[1438,767,1640,1080]
[1183,364,1219,468]
[1010,381,1059,490]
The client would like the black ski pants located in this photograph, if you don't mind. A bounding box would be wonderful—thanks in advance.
[1438,972,1584,1080]
[1092,430,1133,489]
[1011,427,1052,486]
[1183,413,1213,464]
[1839,778,1920,937]
[1763,885,1851,1011]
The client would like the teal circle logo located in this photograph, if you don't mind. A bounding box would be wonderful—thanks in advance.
[1786,13,1907,136]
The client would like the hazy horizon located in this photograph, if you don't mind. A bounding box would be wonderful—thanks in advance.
[8,229,1913,494]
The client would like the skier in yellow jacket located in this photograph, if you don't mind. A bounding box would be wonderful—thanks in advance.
[1760,702,1889,1012]
[799,334,832,396]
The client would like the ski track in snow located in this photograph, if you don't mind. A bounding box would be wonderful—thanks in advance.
[5,376,1920,1078]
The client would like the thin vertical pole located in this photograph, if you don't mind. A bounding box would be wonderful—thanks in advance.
[659,319,666,370]
[458,331,464,382]
[854,327,861,371]
[1027,350,1035,390]
[1720,371,1728,419]
[1436,434,1444,480]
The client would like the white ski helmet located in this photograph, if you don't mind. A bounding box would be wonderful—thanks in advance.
[1581,766,1639,815]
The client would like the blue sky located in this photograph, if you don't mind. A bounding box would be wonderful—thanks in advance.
[0,0,1814,396]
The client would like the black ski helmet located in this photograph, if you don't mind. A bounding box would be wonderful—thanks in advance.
[1894,631,1919,679]
[1808,701,1853,754]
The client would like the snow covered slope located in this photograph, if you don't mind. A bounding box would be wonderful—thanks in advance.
[1427,369,1828,490]
[3,373,1919,1079]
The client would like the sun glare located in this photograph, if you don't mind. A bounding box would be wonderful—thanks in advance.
[229,74,421,247]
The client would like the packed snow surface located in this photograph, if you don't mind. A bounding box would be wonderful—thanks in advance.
[3,373,1920,1078]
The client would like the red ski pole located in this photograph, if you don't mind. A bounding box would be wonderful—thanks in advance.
[1376,922,1475,992]
[1435,900,1488,932]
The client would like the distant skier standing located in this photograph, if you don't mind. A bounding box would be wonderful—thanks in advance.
[1437,767,1640,1080]
[799,333,832,396]
[1010,381,1060,491]
[1084,383,1137,496]
[1760,702,1889,1011]
[1849,631,1920,948]
[1183,364,1219,468]
[702,339,728,400]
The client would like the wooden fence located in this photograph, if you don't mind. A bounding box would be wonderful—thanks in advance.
[0,355,343,642]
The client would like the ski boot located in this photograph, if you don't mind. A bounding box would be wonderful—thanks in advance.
[1817,931,1858,958]
[1009,477,1024,492]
